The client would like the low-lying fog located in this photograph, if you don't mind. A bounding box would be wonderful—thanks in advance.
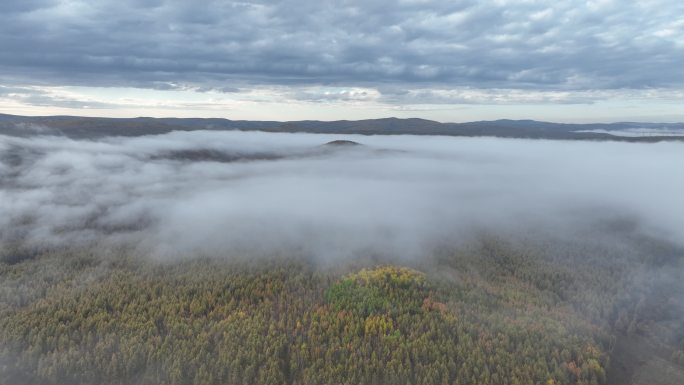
[1,130,683,260]
[577,128,684,137]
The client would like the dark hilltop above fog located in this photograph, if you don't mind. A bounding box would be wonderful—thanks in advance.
[323,140,362,146]
[1,113,683,142]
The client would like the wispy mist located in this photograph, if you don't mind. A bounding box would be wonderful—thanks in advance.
[1,131,683,260]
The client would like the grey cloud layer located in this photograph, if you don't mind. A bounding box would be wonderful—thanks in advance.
[1,0,683,92]
[1,131,683,260]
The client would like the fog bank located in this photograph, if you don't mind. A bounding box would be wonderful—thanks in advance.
[1,130,683,260]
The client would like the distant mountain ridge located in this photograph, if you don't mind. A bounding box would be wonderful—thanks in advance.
[1,113,683,141]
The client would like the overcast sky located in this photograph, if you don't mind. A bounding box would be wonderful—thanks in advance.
[1,0,683,122]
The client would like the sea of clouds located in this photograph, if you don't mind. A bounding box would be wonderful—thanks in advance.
[1,130,683,261]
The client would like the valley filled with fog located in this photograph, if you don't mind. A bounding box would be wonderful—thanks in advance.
[3,0,684,383]
[1,131,683,385]
[2,131,683,259]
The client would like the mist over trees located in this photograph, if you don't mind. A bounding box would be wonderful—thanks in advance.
[2,131,684,258]
[2,0,684,382]
[1,130,683,385]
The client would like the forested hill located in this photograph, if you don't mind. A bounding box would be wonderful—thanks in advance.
[1,113,683,141]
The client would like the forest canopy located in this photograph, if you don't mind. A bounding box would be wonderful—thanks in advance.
[1,230,682,385]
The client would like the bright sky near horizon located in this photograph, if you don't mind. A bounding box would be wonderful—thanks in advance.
[1,0,683,122]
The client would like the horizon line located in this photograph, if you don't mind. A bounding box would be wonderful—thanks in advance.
[2,112,683,126]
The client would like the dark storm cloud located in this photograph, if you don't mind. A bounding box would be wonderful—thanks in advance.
[0,0,682,93]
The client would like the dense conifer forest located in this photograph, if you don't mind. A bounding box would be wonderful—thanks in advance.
[2,232,682,385]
